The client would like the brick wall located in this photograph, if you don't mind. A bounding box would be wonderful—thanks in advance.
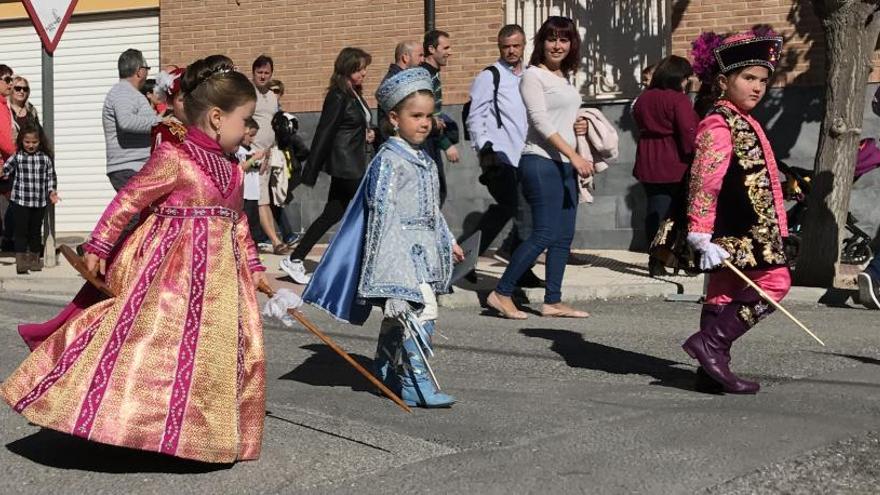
[670,0,880,86]
[159,0,504,112]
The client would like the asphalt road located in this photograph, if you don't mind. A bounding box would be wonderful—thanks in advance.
[0,292,878,494]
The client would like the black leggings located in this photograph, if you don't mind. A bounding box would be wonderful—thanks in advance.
[643,182,679,246]
[10,202,44,254]
[290,176,361,260]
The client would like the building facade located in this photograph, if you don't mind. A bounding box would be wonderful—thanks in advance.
[1,0,879,245]
[0,0,159,232]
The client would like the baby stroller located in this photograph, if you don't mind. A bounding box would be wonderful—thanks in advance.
[782,138,880,269]
[271,111,310,204]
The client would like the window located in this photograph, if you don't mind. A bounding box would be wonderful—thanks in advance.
[507,0,670,100]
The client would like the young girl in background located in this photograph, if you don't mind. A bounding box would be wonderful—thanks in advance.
[2,124,58,274]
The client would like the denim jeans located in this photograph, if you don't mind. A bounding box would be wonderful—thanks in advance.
[496,154,577,304]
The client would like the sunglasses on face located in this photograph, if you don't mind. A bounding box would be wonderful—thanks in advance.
[270,87,282,94]
[13,86,29,93]
[1,76,12,84]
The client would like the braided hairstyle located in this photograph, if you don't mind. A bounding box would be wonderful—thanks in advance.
[181,55,256,125]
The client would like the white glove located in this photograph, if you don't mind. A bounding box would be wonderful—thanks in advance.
[687,232,730,271]
[384,298,411,319]
[262,288,303,327]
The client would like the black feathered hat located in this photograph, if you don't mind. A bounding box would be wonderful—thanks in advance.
[714,34,783,74]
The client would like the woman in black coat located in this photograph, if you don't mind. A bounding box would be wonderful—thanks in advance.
[281,47,374,284]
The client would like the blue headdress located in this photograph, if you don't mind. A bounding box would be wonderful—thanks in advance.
[376,68,433,112]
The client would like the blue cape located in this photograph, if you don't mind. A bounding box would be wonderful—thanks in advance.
[301,173,373,326]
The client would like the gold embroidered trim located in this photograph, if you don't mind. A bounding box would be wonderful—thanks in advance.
[688,130,727,219]
[715,236,757,268]
[715,105,785,267]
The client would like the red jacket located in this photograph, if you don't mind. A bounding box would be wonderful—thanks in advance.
[0,98,15,160]
[632,88,698,184]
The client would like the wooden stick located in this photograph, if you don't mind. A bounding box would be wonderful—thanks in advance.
[257,282,413,413]
[59,245,115,298]
[722,259,825,347]
[61,249,413,413]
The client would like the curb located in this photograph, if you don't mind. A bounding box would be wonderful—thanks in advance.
[0,276,86,297]
[439,279,705,309]
[0,275,852,308]
[439,282,847,309]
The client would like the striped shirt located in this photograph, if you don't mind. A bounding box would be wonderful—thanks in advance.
[2,150,56,207]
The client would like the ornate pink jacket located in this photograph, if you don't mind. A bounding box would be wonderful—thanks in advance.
[687,101,788,269]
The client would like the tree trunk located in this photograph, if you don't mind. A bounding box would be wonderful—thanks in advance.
[795,0,880,287]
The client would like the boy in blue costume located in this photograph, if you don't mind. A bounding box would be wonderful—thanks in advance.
[303,68,464,407]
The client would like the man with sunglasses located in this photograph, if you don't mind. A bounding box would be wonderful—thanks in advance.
[0,65,15,161]
[101,49,162,191]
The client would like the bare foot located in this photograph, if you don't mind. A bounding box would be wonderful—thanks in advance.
[541,303,590,318]
[486,291,528,320]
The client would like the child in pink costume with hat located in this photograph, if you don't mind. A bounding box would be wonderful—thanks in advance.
[682,33,790,394]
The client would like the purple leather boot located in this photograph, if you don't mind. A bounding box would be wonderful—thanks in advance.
[683,301,769,394]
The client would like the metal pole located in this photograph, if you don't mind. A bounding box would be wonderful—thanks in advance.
[42,46,56,267]
[41,48,54,142]
[425,0,435,32]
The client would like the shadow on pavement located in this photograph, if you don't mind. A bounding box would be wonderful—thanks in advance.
[520,328,716,394]
[816,352,880,366]
[6,429,231,473]
[266,412,391,453]
[279,343,374,392]
[817,288,859,308]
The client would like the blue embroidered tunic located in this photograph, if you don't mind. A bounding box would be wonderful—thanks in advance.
[303,137,454,325]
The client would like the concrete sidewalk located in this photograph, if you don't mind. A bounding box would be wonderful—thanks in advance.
[0,244,842,307]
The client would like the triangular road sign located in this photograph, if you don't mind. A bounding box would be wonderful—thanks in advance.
[21,0,79,54]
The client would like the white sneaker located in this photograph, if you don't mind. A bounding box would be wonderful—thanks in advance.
[857,272,880,310]
[280,258,311,285]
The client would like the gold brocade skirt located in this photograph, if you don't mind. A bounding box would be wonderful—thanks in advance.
[1,212,265,463]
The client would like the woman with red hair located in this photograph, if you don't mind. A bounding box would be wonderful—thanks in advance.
[486,16,591,320]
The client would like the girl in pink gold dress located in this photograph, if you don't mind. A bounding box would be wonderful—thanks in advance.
[1,55,269,463]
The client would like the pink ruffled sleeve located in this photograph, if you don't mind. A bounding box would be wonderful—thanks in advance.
[83,144,180,259]
[687,114,732,234]
[235,213,265,273]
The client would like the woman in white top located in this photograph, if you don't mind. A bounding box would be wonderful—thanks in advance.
[487,16,593,320]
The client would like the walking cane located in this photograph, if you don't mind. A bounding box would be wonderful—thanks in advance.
[60,245,412,413]
[256,281,413,413]
[722,259,825,347]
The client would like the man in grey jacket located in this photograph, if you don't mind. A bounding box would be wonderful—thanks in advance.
[102,48,161,191]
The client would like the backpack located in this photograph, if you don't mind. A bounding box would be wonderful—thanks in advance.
[462,65,502,141]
